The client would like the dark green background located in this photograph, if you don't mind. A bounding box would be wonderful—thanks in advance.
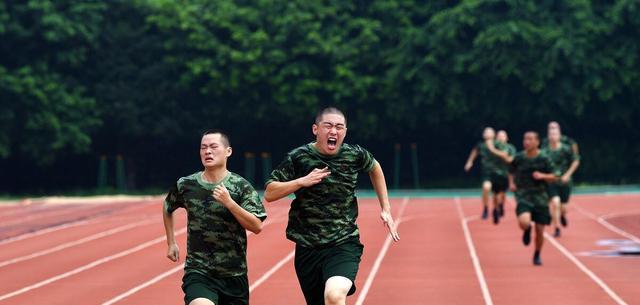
[1,0,638,195]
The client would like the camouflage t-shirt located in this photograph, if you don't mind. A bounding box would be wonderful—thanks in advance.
[266,142,375,247]
[476,141,503,177]
[164,171,267,277]
[493,142,517,177]
[543,143,579,182]
[510,151,553,206]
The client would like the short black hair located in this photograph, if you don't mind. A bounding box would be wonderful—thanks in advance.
[202,129,231,147]
[315,107,347,125]
[524,130,539,140]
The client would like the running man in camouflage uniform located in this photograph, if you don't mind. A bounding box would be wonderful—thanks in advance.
[494,130,517,220]
[264,107,399,305]
[465,127,505,222]
[163,130,267,305]
[487,131,556,265]
[543,127,580,237]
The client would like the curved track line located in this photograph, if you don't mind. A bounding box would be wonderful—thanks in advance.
[572,205,640,244]
[544,233,629,305]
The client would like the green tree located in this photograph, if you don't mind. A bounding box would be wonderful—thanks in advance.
[0,1,104,162]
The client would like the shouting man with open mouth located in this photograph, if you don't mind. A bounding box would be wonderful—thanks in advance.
[264,107,400,305]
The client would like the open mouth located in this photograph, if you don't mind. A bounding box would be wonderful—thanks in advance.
[327,138,337,150]
[205,157,214,162]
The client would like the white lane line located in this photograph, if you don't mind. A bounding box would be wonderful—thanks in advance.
[0,201,160,246]
[354,197,410,305]
[0,227,188,302]
[0,220,92,246]
[455,197,494,305]
[101,264,185,305]
[572,205,640,244]
[0,205,97,227]
[249,250,295,292]
[544,233,629,305]
[0,219,157,268]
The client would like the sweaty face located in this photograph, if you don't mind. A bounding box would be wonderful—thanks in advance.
[200,134,232,169]
[313,113,347,155]
[522,132,539,151]
[483,127,496,140]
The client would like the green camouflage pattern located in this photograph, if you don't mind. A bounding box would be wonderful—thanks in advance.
[543,143,579,177]
[511,151,553,206]
[493,142,517,177]
[476,141,504,178]
[164,171,267,277]
[266,142,375,247]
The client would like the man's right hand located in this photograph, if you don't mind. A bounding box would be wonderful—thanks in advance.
[297,167,331,187]
[167,243,179,262]
[464,162,472,172]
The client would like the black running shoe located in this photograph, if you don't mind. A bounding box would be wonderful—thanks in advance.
[560,215,567,227]
[554,227,561,237]
[493,208,500,224]
[522,226,532,246]
[533,252,542,266]
[482,206,489,219]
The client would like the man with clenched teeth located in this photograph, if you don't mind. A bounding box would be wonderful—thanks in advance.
[163,130,267,305]
[264,107,399,305]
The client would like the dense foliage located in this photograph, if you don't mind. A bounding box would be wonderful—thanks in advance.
[2,0,639,193]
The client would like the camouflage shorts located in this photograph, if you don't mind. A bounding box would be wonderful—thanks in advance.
[515,189,550,225]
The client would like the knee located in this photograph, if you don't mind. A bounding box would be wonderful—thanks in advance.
[324,288,347,305]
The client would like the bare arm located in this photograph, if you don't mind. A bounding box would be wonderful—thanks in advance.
[508,173,516,192]
[264,167,330,202]
[214,185,264,234]
[532,171,557,183]
[163,207,179,262]
[561,159,580,183]
[369,161,400,242]
[464,148,478,172]
[486,140,514,163]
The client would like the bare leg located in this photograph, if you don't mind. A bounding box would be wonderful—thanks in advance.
[550,196,561,236]
[482,181,491,219]
[533,223,546,265]
[324,276,352,305]
[189,298,215,305]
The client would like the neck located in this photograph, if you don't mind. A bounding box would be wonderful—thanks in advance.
[525,148,539,157]
[550,141,560,149]
[202,167,228,183]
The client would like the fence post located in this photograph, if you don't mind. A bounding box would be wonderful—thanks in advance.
[115,154,127,192]
[97,155,108,189]
[393,144,401,189]
[410,143,420,189]
[244,152,256,185]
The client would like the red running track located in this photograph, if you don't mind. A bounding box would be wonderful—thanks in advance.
[0,193,638,305]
